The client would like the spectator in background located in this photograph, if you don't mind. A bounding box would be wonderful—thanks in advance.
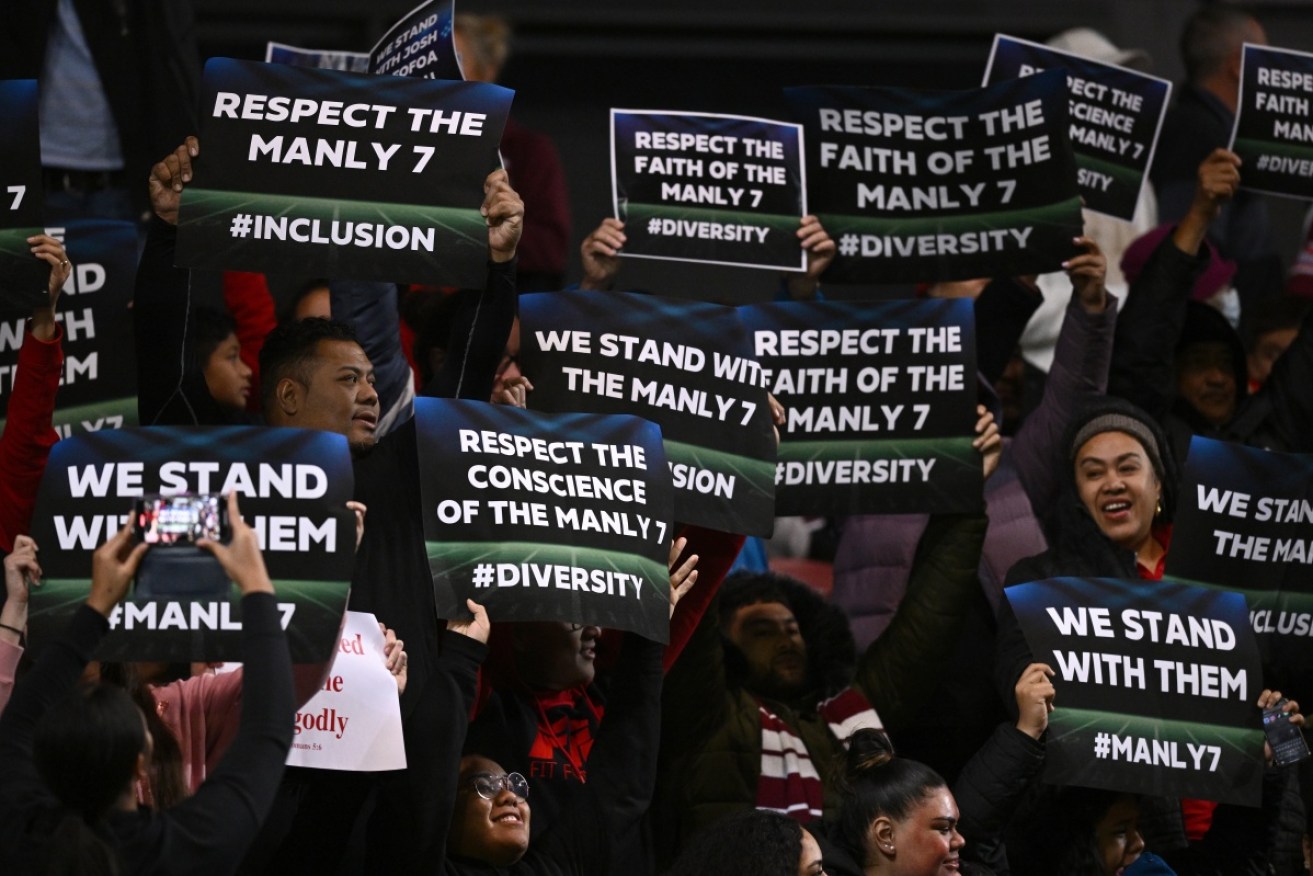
[456,13,572,292]
[1018,28,1157,402]
[1,0,201,225]
[1150,5,1281,324]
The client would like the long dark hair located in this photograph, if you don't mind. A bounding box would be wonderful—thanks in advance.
[834,729,949,867]
[1009,785,1127,876]
[99,662,189,809]
[664,809,804,876]
[32,682,149,875]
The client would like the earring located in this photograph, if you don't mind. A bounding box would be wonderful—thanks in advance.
[1155,499,1162,516]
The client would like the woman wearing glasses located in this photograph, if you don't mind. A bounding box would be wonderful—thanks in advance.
[430,597,664,875]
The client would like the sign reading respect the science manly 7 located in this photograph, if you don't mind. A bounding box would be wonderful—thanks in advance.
[0,79,47,313]
[1166,436,1313,680]
[983,35,1171,220]
[416,399,674,644]
[611,110,806,270]
[740,299,981,515]
[1230,43,1313,200]
[785,70,1082,283]
[0,220,138,439]
[175,58,511,287]
[25,426,356,663]
[1006,577,1265,805]
[519,290,776,536]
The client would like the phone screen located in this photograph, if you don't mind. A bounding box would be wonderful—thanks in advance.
[1262,704,1310,766]
[135,495,224,545]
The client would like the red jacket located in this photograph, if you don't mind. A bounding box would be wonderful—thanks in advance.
[0,325,63,552]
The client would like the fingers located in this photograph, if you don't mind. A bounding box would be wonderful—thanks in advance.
[971,405,999,447]
[768,393,786,427]
[584,219,627,256]
[667,536,688,569]
[152,140,198,193]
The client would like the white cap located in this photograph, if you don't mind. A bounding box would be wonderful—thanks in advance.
[1046,27,1152,71]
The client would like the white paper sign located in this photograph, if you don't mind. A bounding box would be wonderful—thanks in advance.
[285,610,407,771]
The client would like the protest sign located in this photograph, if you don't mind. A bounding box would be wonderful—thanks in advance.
[415,398,674,642]
[1230,43,1313,200]
[983,34,1171,220]
[740,298,980,515]
[0,220,138,439]
[785,70,1081,282]
[266,42,371,73]
[286,611,407,771]
[519,290,775,535]
[176,58,511,287]
[610,110,806,270]
[1006,577,1265,804]
[26,426,356,662]
[368,0,461,81]
[0,79,47,313]
[1166,436,1313,680]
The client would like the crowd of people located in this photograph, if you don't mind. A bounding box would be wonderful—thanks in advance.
[0,3,1312,875]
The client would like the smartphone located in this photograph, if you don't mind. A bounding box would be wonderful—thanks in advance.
[1262,700,1310,766]
[133,494,229,546]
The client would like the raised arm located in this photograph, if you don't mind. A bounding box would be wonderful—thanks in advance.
[1012,238,1118,515]
[1109,150,1238,420]
[135,137,228,427]
[0,238,69,551]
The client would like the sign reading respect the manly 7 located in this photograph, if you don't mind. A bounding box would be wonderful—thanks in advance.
[176,58,511,287]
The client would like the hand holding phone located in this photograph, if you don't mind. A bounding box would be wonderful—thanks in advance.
[1262,697,1310,767]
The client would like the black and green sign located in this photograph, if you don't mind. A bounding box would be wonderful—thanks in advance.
[1007,577,1265,805]
[740,298,981,515]
[1230,43,1313,201]
[416,398,674,643]
[520,290,775,535]
[785,70,1081,282]
[177,57,511,286]
[27,425,356,662]
[0,79,46,312]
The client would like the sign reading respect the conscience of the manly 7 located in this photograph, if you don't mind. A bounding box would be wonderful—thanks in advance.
[983,34,1171,220]
[520,290,776,536]
[785,69,1082,283]
[740,298,981,515]
[416,398,675,643]
[176,57,511,287]
[611,110,806,271]
[1230,43,1313,200]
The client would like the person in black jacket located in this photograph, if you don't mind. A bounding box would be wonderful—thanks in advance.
[0,494,293,876]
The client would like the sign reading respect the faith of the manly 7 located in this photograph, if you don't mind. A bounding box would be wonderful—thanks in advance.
[1230,43,1313,200]
[611,110,806,271]
[785,70,1082,283]
[740,298,982,515]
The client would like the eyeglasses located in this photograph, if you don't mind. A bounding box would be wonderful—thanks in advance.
[471,772,530,800]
